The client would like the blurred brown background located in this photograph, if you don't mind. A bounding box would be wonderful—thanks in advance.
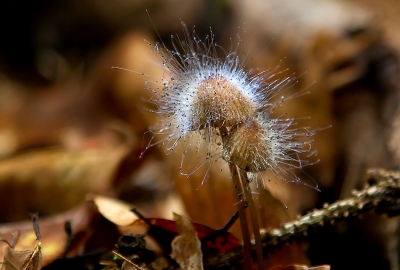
[0,0,399,269]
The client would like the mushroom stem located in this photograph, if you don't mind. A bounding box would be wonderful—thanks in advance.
[238,168,265,270]
[228,162,252,269]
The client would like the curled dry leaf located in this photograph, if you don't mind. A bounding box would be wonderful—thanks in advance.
[0,202,93,267]
[91,194,138,226]
[2,214,42,270]
[170,213,203,270]
[2,243,42,270]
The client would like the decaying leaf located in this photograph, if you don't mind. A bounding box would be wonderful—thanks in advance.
[170,213,203,270]
[128,213,240,259]
[94,195,240,259]
[2,243,42,270]
[0,201,94,267]
[2,214,42,270]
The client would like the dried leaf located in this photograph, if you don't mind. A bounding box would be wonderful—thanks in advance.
[2,245,42,270]
[170,213,203,270]
[131,216,240,259]
[0,202,93,267]
[91,195,138,226]
[93,196,240,258]
[2,214,42,270]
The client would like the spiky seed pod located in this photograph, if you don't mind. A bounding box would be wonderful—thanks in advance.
[222,113,316,177]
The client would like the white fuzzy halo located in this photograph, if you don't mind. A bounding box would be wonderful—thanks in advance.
[142,22,318,189]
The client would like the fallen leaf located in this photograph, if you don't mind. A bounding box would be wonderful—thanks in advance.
[0,146,128,224]
[2,246,42,270]
[93,196,240,258]
[91,195,138,226]
[2,214,42,270]
[170,213,203,270]
[0,202,94,267]
[130,216,240,259]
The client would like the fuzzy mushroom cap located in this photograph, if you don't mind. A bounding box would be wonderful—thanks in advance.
[222,119,273,173]
[188,74,257,130]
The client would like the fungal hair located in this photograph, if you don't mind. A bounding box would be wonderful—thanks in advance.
[142,22,318,189]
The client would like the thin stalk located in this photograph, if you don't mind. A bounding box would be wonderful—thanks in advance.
[228,162,252,269]
[238,168,265,270]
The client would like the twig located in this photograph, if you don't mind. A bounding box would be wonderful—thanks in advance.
[200,210,239,245]
[112,251,146,270]
[205,168,400,269]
